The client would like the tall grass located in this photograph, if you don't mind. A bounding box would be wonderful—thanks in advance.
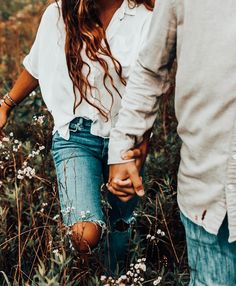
[0,1,189,285]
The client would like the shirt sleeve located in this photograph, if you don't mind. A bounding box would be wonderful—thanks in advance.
[108,0,177,164]
[23,4,56,79]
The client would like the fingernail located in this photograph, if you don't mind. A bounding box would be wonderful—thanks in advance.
[137,189,145,197]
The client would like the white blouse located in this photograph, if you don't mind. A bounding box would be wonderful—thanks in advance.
[23,0,152,140]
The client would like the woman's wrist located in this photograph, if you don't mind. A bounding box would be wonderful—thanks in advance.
[0,102,12,114]
[0,99,13,114]
[0,92,18,114]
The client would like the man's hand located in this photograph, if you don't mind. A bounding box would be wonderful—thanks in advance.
[122,129,151,170]
[108,161,144,203]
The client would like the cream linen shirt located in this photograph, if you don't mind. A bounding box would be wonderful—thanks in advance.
[108,0,236,242]
[23,0,152,139]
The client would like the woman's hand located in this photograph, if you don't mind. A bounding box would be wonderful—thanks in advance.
[0,104,10,139]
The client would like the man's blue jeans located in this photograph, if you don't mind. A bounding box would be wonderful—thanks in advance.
[180,212,236,286]
[52,117,138,273]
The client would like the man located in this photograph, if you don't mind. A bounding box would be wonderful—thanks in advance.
[107,0,236,285]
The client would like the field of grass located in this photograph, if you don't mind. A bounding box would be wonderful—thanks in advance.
[0,1,189,285]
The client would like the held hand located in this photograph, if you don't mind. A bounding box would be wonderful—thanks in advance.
[107,161,144,203]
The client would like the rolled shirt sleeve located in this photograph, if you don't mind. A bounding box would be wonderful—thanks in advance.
[23,20,43,79]
[108,0,177,164]
[23,5,55,79]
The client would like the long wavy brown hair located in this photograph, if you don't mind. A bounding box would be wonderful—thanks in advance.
[55,0,154,116]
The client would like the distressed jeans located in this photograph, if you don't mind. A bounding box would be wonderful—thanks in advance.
[180,212,236,286]
[52,117,138,274]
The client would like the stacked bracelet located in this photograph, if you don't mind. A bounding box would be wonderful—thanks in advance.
[4,93,18,107]
[0,93,18,109]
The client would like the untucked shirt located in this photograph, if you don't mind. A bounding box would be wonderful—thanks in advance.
[108,0,236,242]
[23,0,152,139]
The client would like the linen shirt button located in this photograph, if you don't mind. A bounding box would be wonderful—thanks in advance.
[227,184,234,191]
[232,154,236,160]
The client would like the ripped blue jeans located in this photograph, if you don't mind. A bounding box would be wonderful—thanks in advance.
[52,117,138,273]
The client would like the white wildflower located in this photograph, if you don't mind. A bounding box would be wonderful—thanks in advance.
[2,137,9,142]
[120,275,127,280]
[52,249,59,256]
[30,91,37,97]
[153,276,162,285]
[157,229,162,235]
[100,275,107,282]
[17,174,24,180]
[53,214,60,220]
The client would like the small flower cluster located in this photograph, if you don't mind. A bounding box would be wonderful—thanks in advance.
[153,276,162,285]
[12,138,22,152]
[32,114,45,125]
[17,162,36,180]
[100,258,147,286]
[0,134,22,160]
[40,202,48,213]
[0,137,11,161]
[146,229,165,241]
[28,145,45,158]
[17,145,45,180]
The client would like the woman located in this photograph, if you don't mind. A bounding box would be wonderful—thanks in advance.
[0,0,154,273]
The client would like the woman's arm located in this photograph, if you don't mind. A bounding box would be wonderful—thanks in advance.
[0,69,39,136]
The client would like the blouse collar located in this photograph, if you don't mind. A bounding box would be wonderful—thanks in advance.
[118,0,137,20]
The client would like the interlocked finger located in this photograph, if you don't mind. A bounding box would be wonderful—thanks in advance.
[106,184,133,198]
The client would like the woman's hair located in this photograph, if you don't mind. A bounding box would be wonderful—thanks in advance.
[56,0,154,117]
